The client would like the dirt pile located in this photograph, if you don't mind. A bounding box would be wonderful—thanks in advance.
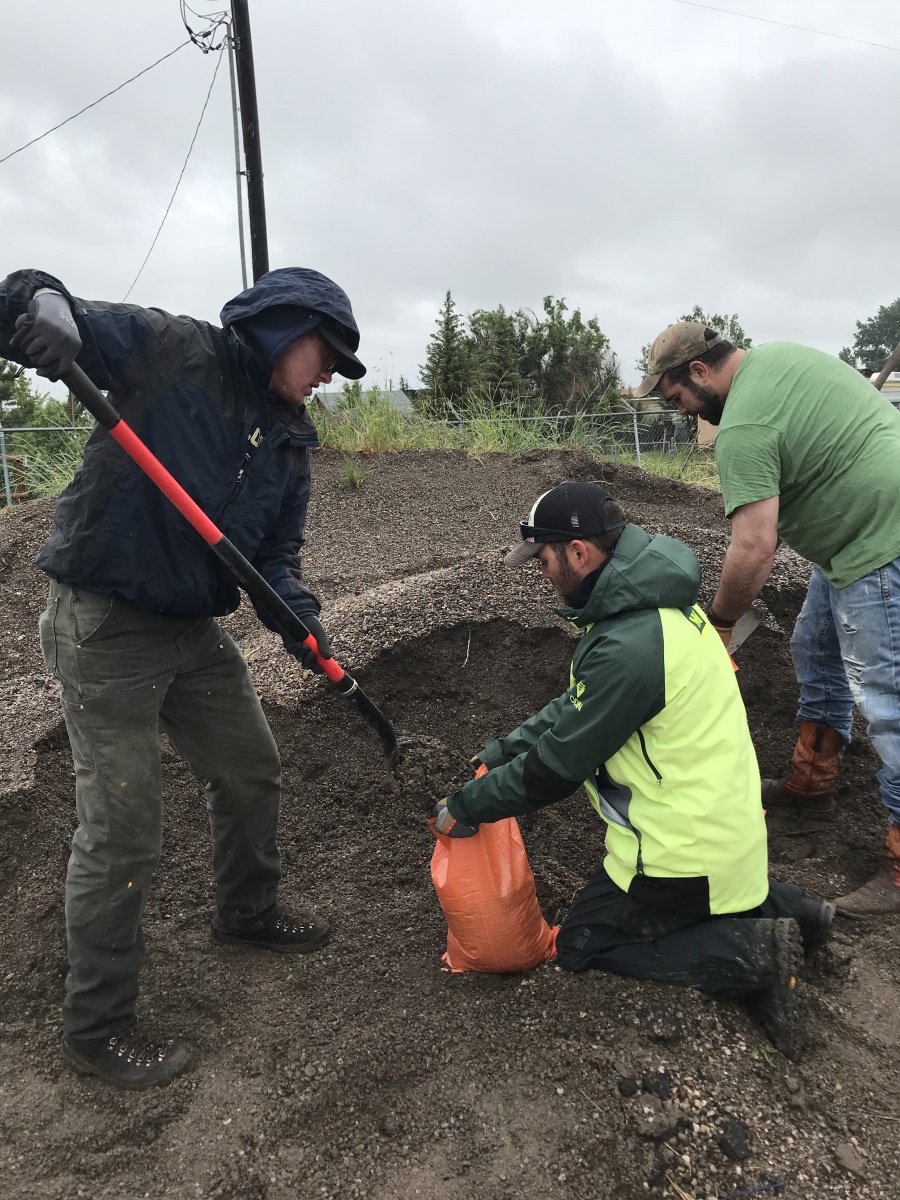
[0,450,897,1200]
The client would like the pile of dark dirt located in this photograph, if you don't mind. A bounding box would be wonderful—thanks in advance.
[0,450,897,1200]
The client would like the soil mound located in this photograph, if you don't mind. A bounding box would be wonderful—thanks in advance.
[0,450,896,1199]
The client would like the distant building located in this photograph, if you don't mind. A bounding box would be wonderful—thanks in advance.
[314,387,415,414]
[878,371,900,407]
[697,418,717,446]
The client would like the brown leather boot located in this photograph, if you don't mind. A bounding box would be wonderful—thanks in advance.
[761,722,842,821]
[835,825,900,917]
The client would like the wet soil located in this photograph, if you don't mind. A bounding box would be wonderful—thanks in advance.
[0,450,897,1200]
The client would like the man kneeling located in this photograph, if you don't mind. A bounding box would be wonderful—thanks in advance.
[434,483,832,1060]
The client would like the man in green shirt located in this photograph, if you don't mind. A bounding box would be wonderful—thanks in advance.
[634,323,900,916]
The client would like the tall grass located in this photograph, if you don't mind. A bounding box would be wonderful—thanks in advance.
[315,385,721,489]
[12,431,90,501]
[624,448,720,489]
[3,389,720,507]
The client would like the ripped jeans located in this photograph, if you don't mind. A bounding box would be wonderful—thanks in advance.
[791,559,900,826]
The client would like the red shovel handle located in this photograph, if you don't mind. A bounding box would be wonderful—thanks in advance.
[300,633,343,683]
[66,368,344,681]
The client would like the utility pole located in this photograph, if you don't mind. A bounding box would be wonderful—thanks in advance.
[230,0,269,281]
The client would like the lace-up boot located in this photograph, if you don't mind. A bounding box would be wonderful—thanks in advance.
[62,1027,190,1089]
[212,904,330,953]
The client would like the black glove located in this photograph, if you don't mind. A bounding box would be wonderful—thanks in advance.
[432,799,478,838]
[286,614,333,674]
[9,290,82,379]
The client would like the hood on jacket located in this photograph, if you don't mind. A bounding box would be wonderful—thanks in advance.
[567,524,700,628]
[220,267,364,384]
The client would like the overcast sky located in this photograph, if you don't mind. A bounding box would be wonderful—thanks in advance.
[2,0,898,395]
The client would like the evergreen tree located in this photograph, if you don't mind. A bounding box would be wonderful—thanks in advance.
[528,296,620,412]
[417,291,471,416]
[416,293,620,416]
[467,304,531,401]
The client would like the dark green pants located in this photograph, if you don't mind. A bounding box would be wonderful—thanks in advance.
[40,581,282,1041]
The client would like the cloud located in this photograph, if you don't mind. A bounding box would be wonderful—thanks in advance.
[2,0,898,392]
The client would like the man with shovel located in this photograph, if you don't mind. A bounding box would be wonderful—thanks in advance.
[435,483,833,1060]
[633,323,900,917]
[0,266,366,1088]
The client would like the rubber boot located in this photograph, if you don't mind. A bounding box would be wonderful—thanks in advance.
[761,722,842,822]
[835,825,900,918]
[753,918,808,1062]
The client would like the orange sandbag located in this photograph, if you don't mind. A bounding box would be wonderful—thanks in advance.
[430,813,558,974]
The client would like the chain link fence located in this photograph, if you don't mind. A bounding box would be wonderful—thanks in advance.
[0,404,700,508]
[439,405,699,461]
[0,424,91,507]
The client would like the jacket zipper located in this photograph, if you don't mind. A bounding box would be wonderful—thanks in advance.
[215,424,315,524]
[636,729,662,783]
[219,451,252,515]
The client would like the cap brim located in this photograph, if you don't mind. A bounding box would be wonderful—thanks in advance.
[504,540,545,567]
[631,372,661,399]
[318,322,366,380]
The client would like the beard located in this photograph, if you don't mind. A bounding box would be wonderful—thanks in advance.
[686,379,726,425]
[552,554,585,606]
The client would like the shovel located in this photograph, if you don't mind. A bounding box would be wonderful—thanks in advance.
[726,600,768,655]
[59,363,399,763]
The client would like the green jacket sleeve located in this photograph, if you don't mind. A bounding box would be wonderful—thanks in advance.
[478,692,569,767]
[449,615,665,826]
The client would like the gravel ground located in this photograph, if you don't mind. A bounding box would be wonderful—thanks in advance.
[0,448,897,1200]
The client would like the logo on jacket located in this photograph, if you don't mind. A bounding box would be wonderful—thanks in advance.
[249,427,263,448]
[687,606,707,635]
[570,679,587,711]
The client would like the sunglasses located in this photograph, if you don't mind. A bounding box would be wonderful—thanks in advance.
[318,333,340,375]
[518,518,625,542]
[518,521,575,543]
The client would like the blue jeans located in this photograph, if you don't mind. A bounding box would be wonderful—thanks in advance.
[791,559,900,826]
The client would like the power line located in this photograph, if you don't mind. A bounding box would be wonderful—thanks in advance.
[0,42,192,166]
[122,46,226,302]
[671,1,900,53]
[179,2,229,52]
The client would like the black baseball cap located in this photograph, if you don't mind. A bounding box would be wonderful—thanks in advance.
[317,316,366,380]
[505,482,626,566]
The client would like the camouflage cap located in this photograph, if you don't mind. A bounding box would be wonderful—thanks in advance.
[632,322,722,398]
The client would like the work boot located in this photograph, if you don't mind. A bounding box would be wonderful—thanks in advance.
[62,1026,190,1090]
[754,918,808,1062]
[794,896,835,956]
[762,722,842,822]
[212,905,331,953]
[835,825,900,917]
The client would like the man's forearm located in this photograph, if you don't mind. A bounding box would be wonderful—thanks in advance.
[711,539,776,622]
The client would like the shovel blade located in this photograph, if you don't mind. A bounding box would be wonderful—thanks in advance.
[728,601,767,654]
[334,673,400,765]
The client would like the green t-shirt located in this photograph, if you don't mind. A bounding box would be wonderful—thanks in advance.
[715,343,900,587]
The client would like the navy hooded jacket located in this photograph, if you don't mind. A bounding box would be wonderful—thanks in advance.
[0,267,361,629]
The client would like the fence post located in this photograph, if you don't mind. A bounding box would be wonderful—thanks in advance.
[0,424,13,507]
[621,400,641,465]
